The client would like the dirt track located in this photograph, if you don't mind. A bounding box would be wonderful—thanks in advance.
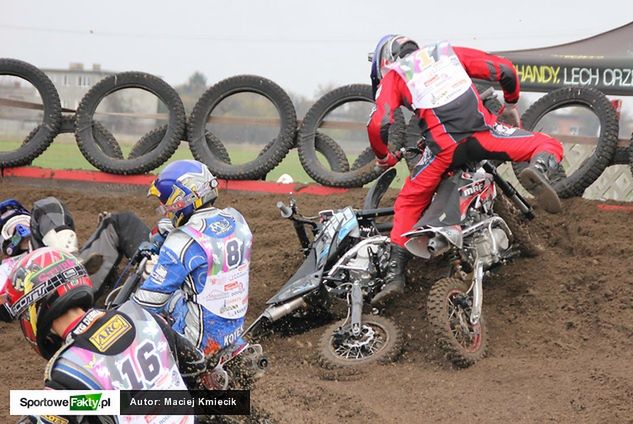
[1,178,633,423]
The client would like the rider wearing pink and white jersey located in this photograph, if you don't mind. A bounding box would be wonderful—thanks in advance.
[133,160,252,357]
[6,247,205,424]
[367,35,564,305]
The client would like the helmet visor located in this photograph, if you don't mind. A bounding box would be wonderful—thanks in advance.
[1,215,30,241]
[5,223,30,255]
[155,180,217,217]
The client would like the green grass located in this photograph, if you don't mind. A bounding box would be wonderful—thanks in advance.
[0,137,410,187]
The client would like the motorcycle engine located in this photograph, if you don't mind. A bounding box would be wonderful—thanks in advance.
[344,243,388,288]
[471,227,510,268]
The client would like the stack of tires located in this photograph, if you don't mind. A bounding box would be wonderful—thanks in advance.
[512,86,620,199]
[296,84,406,187]
[0,59,62,168]
[73,72,186,174]
[0,58,626,198]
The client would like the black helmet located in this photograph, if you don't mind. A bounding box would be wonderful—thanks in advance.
[30,197,78,253]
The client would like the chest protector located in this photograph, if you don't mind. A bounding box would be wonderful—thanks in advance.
[387,41,472,109]
[49,302,192,424]
[179,209,251,320]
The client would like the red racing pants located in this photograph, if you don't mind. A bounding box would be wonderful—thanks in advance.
[390,126,563,247]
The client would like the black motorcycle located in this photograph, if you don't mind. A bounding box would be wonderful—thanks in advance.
[247,168,404,369]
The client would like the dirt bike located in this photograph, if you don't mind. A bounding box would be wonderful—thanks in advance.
[104,247,268,391]
[402,155,542,368]
[246,168,404,370]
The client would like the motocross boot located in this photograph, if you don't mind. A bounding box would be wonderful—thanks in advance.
[371,243,412,306]
[518,152,563,214]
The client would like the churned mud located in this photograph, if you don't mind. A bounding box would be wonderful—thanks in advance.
[1,178,632,423]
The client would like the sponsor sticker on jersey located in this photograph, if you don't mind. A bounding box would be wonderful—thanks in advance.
[41,416,69,424]
[89,315,132,352]
[492,123,519,137]
[72,309,105,336]
[206,215,236,238]
[150,264,168,284]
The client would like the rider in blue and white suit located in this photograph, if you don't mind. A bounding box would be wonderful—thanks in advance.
[133,160,252,356]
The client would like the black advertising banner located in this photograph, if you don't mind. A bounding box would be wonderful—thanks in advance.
[510,59,633,95]
[495,22,633,96]
[120,390,250,415]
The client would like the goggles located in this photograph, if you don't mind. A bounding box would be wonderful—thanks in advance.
[156,180,217,217]
[5,224,30,256]
[1,215,31,241]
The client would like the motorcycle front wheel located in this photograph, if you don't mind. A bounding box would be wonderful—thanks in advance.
[318,314,402,370]
[427,277,488,368]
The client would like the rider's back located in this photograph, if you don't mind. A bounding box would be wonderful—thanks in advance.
[44,301,193,424]
[137,206,253,356]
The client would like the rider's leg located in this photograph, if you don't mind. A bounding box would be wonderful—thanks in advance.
[372,147,453,306]
[80,212,150,301]
[469,128,564,213]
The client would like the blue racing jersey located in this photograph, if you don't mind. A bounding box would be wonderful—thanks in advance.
[133,207,252,355]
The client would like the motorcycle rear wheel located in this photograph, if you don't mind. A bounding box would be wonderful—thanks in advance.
[318,314,402,370]
[494,195,544,257]
[427,277,488,368]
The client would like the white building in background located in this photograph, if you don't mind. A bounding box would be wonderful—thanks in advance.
[0,63,160,137]
[43,63,113,111]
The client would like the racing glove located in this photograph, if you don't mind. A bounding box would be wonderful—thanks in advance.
[498,102,521,127]
[149,218,174,248]
[137,241,160,256]
[376,151,400,170]
[141,254,159,280]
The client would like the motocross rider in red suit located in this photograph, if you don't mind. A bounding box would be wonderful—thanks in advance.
[368,35,564,305]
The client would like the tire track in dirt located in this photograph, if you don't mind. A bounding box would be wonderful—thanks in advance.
[1,179,632,423]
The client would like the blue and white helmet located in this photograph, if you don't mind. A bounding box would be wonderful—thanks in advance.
[149,160,219,227]
[0,199,31,257]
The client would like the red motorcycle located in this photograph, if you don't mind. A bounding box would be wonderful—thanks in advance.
[403,158,541,367]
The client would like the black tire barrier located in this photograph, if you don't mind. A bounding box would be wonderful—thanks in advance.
[315,132,350,172]
[255,131,349,182]
[18,115,123,167]
[350,147,376,172]
[188,75,297,180]
[127,124,231,163]
[350,108,406,172]
[512,87,619,198]
[59,115,124,159]
[612,145,629,165]
[75,71,185,174]
[297,84,405,187]
[0,58,62,167]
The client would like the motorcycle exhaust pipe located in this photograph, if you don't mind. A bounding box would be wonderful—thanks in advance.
[427,236,448,255]
[262,296,308,322]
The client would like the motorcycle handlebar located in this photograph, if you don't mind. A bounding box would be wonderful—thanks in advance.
[277,201,293,219]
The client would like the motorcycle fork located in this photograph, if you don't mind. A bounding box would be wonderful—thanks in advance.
[348,281,363,336]
[466,258,484,325]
